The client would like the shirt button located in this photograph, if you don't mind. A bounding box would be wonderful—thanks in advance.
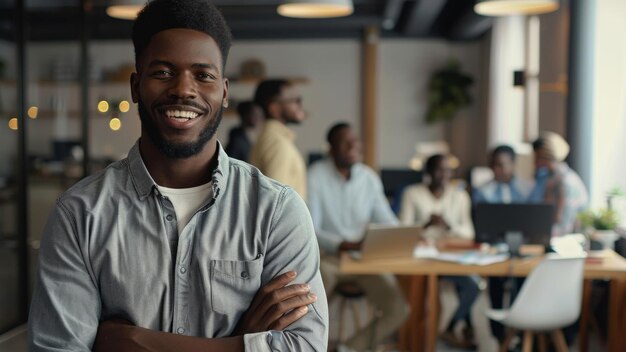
[180,267,187,274]
[177,327,185,334]
[166,214,173,221]
[241,271,249,278]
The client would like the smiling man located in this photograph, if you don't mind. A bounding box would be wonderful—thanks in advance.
[27,1,328,351]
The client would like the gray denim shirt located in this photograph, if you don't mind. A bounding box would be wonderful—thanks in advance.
[28,141,329,351]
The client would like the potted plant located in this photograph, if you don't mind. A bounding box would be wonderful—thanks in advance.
[425,60,474,124]
[578,208,620,250]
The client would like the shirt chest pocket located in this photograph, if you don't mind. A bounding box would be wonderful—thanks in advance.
[210,257,263,315]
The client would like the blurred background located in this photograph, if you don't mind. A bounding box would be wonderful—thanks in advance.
[1,0,625,350]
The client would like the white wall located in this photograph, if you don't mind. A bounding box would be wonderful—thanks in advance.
[591,0,626,212]
[6,37,486,170]
[377,40,445,168]
[228,39,484,169]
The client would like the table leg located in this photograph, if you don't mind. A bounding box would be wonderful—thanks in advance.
[608,279,626,352]
[398,275,426,352]
[425,274,439,352]
[578,279,592,352]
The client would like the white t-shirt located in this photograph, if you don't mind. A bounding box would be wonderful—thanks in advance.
[157,181,213,236]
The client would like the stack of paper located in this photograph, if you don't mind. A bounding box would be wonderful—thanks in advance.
[413,246,509,266]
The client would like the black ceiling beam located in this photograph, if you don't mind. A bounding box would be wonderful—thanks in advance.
[402,0,447,36]
[446,11,493,41]
[227,15,381,31]
[381,0,404,30]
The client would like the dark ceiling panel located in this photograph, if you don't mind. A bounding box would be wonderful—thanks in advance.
[401,0,447,36]
[0,0,491,42]
[381,0,404,30]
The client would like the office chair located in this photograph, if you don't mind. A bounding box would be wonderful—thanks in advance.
[485,255,585,352]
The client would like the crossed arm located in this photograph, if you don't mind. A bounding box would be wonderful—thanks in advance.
[30,189,327,351]
[93,271,317,352]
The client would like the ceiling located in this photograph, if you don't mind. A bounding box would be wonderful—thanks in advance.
[0,0,492,42]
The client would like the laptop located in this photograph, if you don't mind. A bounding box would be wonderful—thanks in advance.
[359,225,423,261]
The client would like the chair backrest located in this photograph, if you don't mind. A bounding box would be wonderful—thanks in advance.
[504,255,585,331]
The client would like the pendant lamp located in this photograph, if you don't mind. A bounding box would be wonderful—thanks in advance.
[106,0,144,20]
[277,0,354,19]
[474,0,559,16]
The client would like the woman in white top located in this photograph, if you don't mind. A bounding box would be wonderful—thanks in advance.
[399,154,479,349]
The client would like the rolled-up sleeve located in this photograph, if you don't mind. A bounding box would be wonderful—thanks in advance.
[261,187,329,351]
[28,201,101,351]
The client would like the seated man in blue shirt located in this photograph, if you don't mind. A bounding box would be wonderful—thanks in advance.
[28,1,328,351]
[307,123,409,351]
[474,145,530,344]
[473,145,533,204]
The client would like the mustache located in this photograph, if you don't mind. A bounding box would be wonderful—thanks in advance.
[154,100,207,112]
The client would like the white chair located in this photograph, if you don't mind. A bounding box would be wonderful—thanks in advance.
[486,255,585,352]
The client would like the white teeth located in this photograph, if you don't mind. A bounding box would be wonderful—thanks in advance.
[165,110,200,119]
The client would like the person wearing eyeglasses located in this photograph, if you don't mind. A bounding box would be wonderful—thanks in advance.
[250,79,307,200]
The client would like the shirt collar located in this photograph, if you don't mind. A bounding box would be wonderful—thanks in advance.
[127,139,230,201]
[326,158,358,182]
[265,118,295,141]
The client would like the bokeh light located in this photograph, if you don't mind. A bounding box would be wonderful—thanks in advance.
[109,117,121,131]
[98,100,110,113]
[118,100,130,113]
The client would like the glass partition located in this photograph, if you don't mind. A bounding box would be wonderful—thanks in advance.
[0,0,21,333]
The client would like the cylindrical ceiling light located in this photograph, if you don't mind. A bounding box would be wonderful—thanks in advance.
[277,0,353,18]
[106,0,145,20]
[474,0,559,16]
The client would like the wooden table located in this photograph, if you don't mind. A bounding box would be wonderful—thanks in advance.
[340,249,626,352]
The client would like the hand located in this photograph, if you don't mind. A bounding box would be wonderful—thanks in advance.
[338,241,362,252]
[93,319,146,352]
[94,318,244,352]
[427,214,449,229]
[233,271,317,335]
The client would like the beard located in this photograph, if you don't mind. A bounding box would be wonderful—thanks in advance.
[333,155,357,170]
[138,100,223,159]
[282,110,303,126]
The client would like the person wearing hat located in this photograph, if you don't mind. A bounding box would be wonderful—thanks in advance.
[528,131,588,236]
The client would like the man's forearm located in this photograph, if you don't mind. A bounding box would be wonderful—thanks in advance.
[94,321,244,352]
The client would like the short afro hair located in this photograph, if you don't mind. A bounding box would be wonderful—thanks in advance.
[254,79,291,117]
[425,154,446,175]
[132,0,232,69]
[491,145,516,161]
[236,101,258,118]
[326,122,351,147]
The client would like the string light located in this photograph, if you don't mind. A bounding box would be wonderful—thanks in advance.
[118,100,130,113]
[8,117,18,130]
[28,106,39,119]
[98,100,110,113]
[109,117,122,131]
